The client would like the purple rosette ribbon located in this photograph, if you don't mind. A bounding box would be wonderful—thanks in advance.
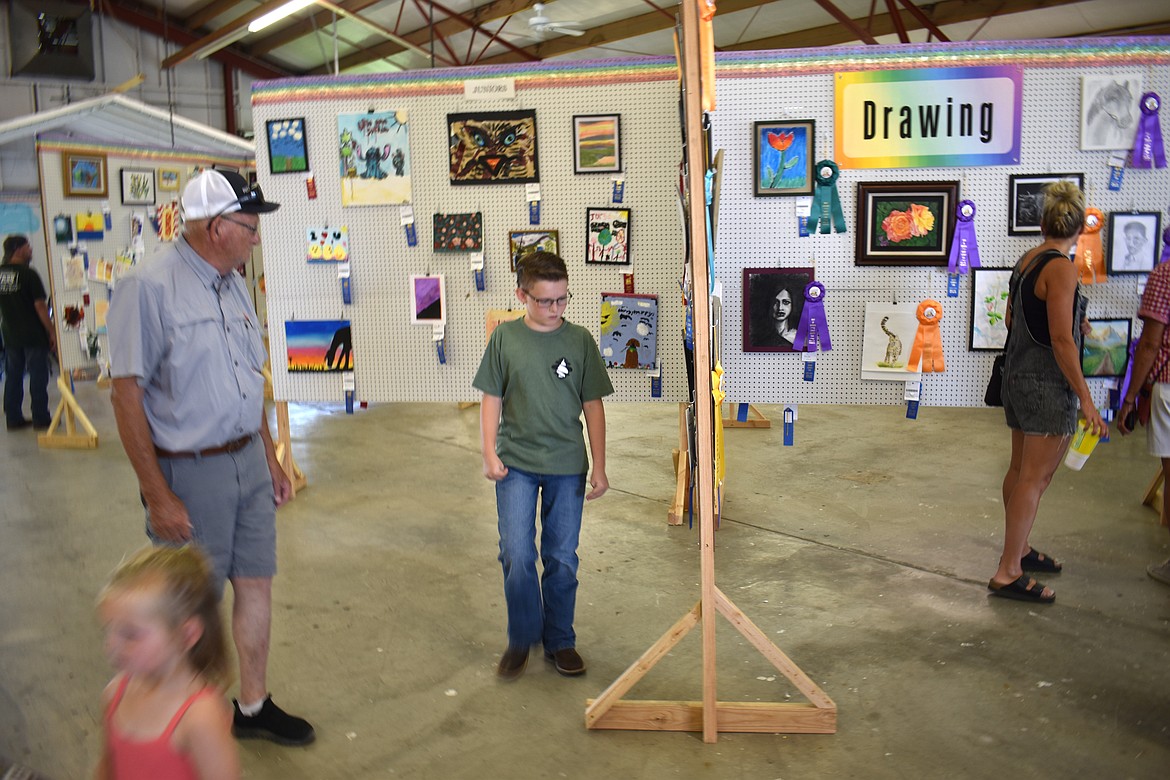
[1130,92,1166,169]
[1161,226,1170,265]
[793,281,831,352]
[948,200,981,275]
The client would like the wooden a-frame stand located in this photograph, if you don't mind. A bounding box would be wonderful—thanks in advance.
[1142,468,1169,527]
[38,375,99,449]
[263,368,308,497]
[587,0,836,742]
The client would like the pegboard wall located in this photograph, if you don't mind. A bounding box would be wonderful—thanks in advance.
[712,43,1170,408]
[253,64,685,404]
[254,39,1170,407]
[35,140,252,374]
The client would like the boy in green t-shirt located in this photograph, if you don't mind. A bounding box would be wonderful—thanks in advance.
[473,251,614,680]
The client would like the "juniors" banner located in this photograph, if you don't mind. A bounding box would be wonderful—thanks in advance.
[835,66,1022,169]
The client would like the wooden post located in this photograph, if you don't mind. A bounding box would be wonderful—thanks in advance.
[586,0,835,741]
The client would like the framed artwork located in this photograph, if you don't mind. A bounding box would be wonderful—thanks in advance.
[861,303,922,382]
[969,268,1013,351]
[1007,173,1083,235]
[120,168,155,206]
[62,152,107,197]
[433,212,483,253]
[305,225,349,263]
[1107,211,1162,274]
[486,308,525,342]
[285,320,353,372]
[338,110,412,206]
[742,267,814,353]
[410,275,446,324]
[448,110,539,185]
[508,229,559,271]
[586,207,630,265]
[1082,319,1132,377]
[1081,74,1142,151]
[753,119,815,196]
[157,167,181,192]
[855,181,958,266]
[267,117,309,174]
[599,293,658,369]
[572,114,621,174]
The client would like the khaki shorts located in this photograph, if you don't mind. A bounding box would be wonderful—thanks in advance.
[1148,383,1170,458]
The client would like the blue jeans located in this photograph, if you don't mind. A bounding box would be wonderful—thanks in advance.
[4,346,50,427]
[495,467,586,652]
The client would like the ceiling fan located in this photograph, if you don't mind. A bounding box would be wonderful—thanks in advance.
[528,3,585,37]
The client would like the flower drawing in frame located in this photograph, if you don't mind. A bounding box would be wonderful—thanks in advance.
[120,168,156,206]
[267,117,309,174]
[969,268,1012,351]
[753,120,815,196]
[855,181,958,266]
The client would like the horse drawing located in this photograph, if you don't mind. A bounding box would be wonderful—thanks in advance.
[1085,80,1135,148]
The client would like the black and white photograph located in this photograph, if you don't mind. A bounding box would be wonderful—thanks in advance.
[1081,74,1143,150]
[1107,211,1162,274]
[1007,173,1084,235]
[742,267,813,353]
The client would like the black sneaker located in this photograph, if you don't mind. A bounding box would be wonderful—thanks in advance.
[544,647,586,676]
[6,419,30,431]
[232,696,315,746]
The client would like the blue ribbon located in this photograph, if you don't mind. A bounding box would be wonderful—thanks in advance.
[793,281,831,352]
[807,161,846,234]
[948,200,981,274]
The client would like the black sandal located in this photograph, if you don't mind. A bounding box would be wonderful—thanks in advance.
[1021,548,1062,573]
[988,575,1055,603]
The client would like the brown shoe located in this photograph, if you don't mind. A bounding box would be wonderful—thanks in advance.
[544,647,586,676]
[497,645,529,680]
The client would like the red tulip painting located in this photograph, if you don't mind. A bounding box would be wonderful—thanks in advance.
[754,120,815,196]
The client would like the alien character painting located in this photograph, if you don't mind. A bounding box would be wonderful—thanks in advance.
[337,110,412,206]
[448,110,540,185]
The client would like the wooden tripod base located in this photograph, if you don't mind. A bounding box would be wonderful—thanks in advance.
[37,375,99,449]
[585,588,837,736]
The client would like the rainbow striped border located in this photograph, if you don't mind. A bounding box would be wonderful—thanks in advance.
[252,37,1170,104]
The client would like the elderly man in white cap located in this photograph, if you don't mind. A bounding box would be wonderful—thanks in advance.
[107,169,313,746]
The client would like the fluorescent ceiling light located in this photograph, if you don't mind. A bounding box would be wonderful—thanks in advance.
[194,26,252,60]
[248,0,317,33]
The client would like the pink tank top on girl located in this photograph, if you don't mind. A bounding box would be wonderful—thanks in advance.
[105,675,216,780]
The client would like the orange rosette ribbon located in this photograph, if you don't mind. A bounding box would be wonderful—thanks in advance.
[1078,207,1106,284]
[907,299,945,373]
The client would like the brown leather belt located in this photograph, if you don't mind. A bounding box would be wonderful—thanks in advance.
[154,433,255,459]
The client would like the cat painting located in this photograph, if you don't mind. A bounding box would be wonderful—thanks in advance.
[448,110,540,185]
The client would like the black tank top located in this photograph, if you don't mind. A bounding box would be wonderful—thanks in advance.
[1019,250,1071,348]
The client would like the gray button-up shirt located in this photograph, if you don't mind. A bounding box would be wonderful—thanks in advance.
[107,237,267,452]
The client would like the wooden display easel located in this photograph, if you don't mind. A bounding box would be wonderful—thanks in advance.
[589,0,836,742]
[1142,469,1169,527]
[38,375,99,449]
[263,369,307,497]
[721,402,771,428]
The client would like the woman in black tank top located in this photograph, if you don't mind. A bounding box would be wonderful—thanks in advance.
[989,181,1108,604]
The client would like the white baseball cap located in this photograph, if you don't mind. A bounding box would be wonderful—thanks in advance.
[181,169,280,220]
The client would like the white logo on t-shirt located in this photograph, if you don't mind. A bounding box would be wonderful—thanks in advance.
[552,357,572,379]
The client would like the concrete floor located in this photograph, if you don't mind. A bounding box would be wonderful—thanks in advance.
[2,380,1169,779]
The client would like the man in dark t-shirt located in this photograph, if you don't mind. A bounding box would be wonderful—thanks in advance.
[0,235,55,430]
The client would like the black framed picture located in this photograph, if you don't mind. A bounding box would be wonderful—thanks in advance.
[1007,173,1084,235]
[855,181,958,266]
[572,114,621,174]
[742,267,814,352]
[266,117,309,174]
[1107,211,1162,274]
[585,207,630,265]
[120,168,155,206]
[448,110,539,185]
[1081,318,1132,377]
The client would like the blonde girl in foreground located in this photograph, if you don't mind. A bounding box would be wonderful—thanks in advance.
[95,546,239,779]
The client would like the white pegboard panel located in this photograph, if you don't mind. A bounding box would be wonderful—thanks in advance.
[255,68,686,404]
[712,62,1170,407]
